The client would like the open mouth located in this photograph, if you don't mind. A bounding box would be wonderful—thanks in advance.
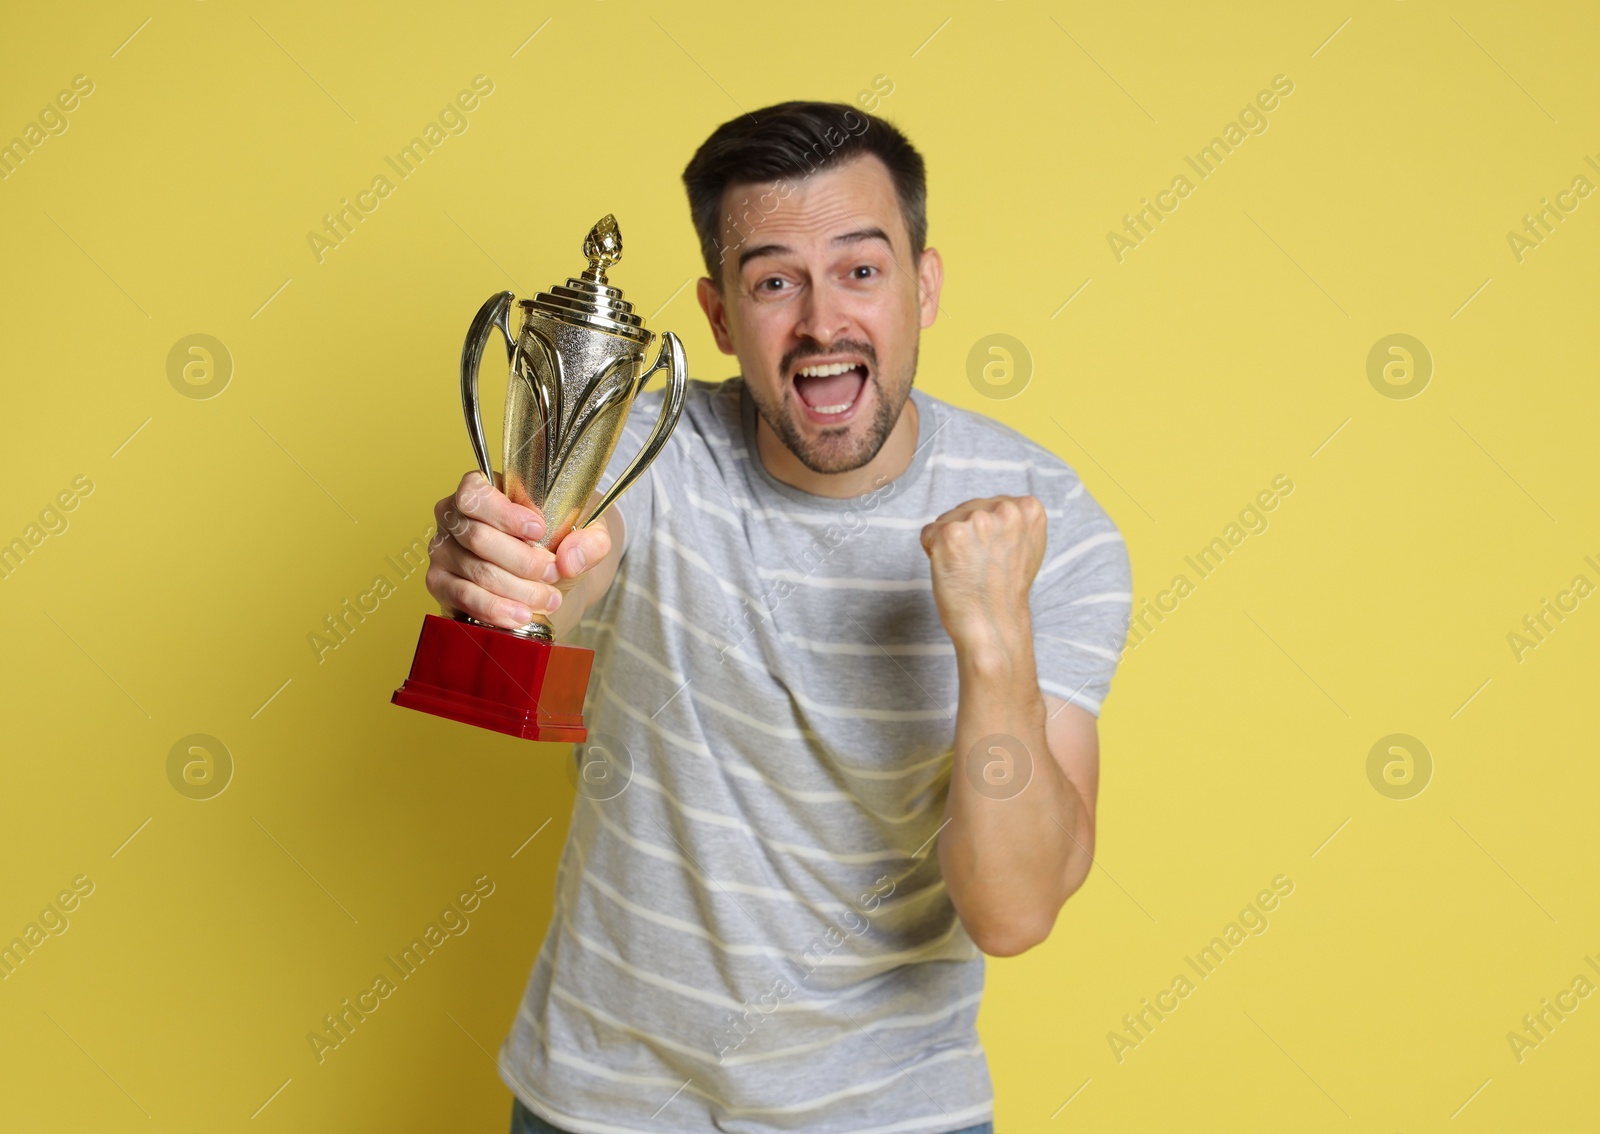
[792,359,869,421]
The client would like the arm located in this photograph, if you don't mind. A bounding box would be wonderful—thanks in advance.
[922,495,1099,957]
[426,471,624,635]
[545,498,625,638]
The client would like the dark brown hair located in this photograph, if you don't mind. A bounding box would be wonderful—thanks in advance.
[681,100,927,285]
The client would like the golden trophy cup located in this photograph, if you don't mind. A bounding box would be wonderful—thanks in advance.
[393,215,686,741]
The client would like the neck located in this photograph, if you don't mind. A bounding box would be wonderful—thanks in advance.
[756,395,920,499]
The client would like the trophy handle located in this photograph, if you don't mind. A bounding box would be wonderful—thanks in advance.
[582,331,687,529]
[460,291,519,484]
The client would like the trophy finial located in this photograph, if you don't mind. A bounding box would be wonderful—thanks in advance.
[583,215,623,281]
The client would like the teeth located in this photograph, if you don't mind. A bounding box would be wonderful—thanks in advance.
[797,362,860,377]
[811,400,855,414]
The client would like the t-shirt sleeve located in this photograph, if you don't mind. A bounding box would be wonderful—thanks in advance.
[592,386,668,560]
[1027,472,1133,716]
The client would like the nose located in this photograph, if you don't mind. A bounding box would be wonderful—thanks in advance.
[792,278,851,346]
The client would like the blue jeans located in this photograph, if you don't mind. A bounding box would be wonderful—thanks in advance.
[511,1096,993,1134]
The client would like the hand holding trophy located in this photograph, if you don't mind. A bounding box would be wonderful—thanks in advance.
[392,215,686,741]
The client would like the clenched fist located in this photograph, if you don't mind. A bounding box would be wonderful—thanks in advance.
[920,495,1048,650]
[425,471,615,632]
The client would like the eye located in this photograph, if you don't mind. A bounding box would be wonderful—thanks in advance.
[849,265,878,281]
[755,276,790,293]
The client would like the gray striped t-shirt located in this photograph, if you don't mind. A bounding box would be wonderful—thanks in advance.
[498,378,1131,1134]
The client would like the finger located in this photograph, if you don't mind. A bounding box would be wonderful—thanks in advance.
[426,567,538,629]
[433,537,564,614]
[450,515,559,583]
[990,498,1023,529]
[553,519,613,579]
[448,470,547,541]
[929,496,1001,527]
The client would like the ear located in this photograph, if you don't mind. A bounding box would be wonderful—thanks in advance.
[696,277,738,355]
[916,247,943,329]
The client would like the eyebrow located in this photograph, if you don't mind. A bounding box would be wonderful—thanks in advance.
[736,227,893,270]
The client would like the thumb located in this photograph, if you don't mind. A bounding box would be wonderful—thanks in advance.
[555,518,613,579]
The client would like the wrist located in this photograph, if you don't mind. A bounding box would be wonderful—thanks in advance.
[950,614,1035,679]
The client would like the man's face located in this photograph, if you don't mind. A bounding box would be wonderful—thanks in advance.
[697,154,941,475]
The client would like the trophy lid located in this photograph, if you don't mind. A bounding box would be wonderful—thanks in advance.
[523,215,653,344]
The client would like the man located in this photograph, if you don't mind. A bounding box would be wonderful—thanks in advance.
[425,101,1131,1134]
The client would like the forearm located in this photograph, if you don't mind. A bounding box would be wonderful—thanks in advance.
[938,617,1093,956]
[547,551,606,637]
[547,496,624,637]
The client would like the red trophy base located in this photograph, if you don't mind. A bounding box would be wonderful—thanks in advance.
[392,614,593,742]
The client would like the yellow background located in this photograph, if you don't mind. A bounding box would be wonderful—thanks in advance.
[2,1,1596,1130]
